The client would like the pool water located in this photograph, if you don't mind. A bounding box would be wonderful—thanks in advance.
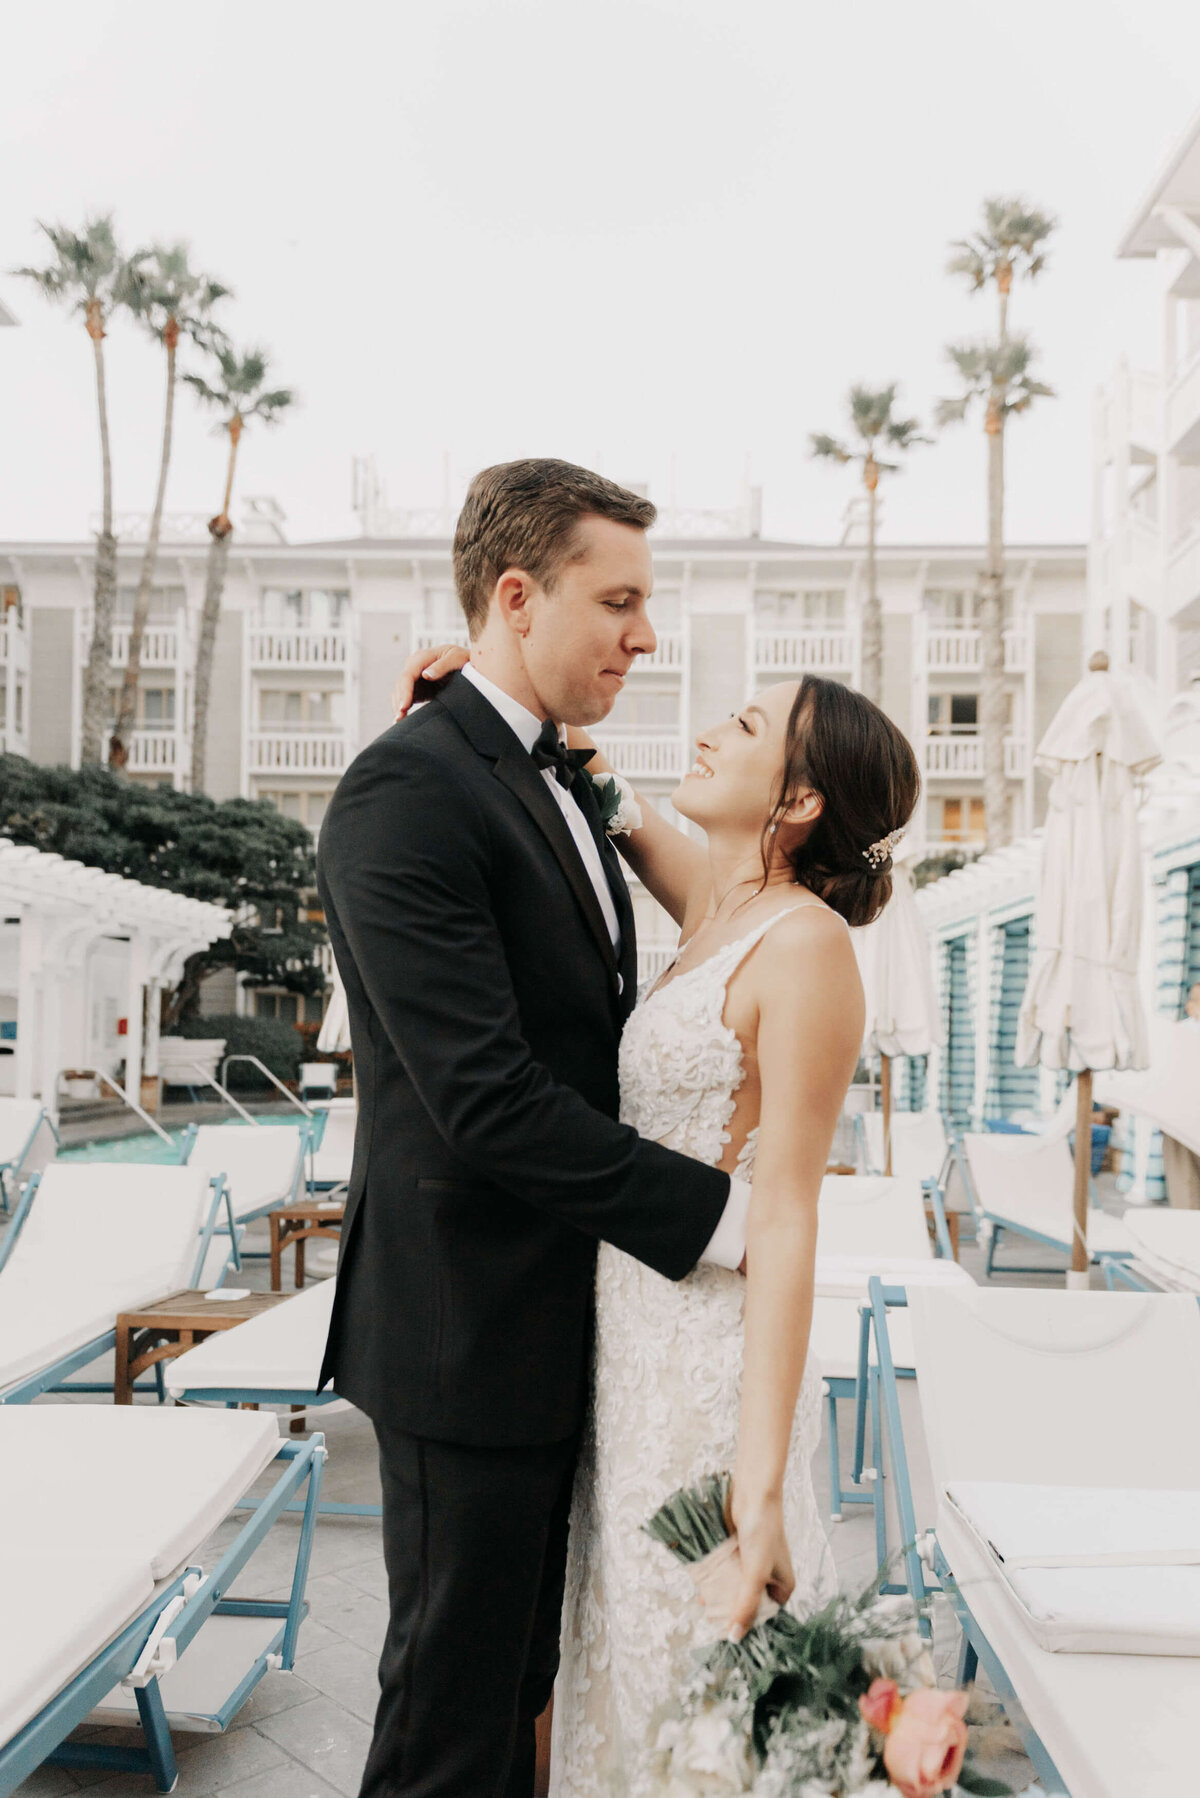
[59,1111,313,1164]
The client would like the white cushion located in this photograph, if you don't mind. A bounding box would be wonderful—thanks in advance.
[190,1124,304,1221]
[309,1107,356,1187]
[0,1551,154,1751]
[0,1407,279,1749]
[943,1481,1200,1656]
[1124,1212,1200,1289]
[817,1175,933,1260]
[168,1277,336,1396]
[814,1254,973,1301]
[0,1165,215,1393]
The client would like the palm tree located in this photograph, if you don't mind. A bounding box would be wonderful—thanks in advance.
[184,346,295,793]
[109,245,230,769]
[14,216,144,762]
[938,197,1056,850]
[810,386,927,704]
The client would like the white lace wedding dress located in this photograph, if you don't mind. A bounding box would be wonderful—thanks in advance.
[551,905,837,1796]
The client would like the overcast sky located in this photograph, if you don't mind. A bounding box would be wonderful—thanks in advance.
[2,0,1198,549]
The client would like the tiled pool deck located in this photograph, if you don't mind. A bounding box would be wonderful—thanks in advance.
[4,1154,1099,1795]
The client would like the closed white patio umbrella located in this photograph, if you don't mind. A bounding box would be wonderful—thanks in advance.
[853,843,941,1174]
[1016,650,1160,1283]
[317,961,352,1055]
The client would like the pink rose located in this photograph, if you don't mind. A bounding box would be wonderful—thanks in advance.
[859,1677,903,1734]
[882,1687,969,1798]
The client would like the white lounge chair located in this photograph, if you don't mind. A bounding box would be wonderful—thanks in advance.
[167,1278,377,1518]
[956,1128,1132,1277]
[0,1100,57,1214]
[0,1163,229,1404]
[308,1102,355,1194]
[859,1109,950,1183]
[183,1122,308,1260]
[1107,1210,1200,1293]
[0,1405,324,1794]
[869,1280,1200,1798]
[811,1175,972,1528]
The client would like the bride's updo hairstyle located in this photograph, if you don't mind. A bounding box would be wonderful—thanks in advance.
[768,676,920,928]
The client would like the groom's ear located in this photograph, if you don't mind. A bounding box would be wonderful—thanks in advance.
[494,567,538,637]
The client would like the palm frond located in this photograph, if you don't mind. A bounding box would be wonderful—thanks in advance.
[810,432,851,463]
[14,213,124,311]
[885,415,928,449]
[947,197,1057,289]
[848,382,898,441]
[934,394,972,428]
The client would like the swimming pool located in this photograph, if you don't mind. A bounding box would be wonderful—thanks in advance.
[58,1111,317,1163]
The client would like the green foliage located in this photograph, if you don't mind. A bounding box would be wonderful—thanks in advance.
[947,195,1057,290]
[810,383,929,474]
[0,756,324,1018]
[170,1012,302,1090]
[937,335,1055,428]
[184,344,295,428]
[125,241,231,354]
[13,214,133,313]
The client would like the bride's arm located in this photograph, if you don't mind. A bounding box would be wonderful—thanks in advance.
[726,910,863,1639]
[564,726,706,927]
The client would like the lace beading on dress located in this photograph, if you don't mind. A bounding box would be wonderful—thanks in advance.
[551,907,836,1797]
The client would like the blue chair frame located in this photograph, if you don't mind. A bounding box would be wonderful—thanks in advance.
[0,1106,58,1217]
[0,1433,326,1796]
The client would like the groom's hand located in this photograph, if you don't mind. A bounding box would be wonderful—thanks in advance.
[392,641,472,720]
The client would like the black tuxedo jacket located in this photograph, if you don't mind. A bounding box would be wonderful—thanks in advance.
[316,672,730,1445]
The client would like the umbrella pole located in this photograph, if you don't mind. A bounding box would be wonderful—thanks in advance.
[1069,1068,1093,1288]
[880,1054,893,1177]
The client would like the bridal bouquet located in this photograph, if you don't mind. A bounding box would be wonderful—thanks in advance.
[645,1474,1010,1798]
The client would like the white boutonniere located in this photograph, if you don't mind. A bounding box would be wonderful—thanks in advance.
[590,770,643,837]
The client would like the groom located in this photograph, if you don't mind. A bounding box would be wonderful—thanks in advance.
[317,459,748,1797]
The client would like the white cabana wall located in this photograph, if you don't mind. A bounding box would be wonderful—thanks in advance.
[0,841,231,1119]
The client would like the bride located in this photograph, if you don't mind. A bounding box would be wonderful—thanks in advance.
[549,673,919,1794]
[393,644,918,1794]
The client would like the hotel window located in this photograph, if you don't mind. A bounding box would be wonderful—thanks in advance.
[927,693,978,735]
[258,689,345,729]
[422,587,464,633]
[115,584,184,621]
[260,789,333,832]
[140,688,175,726]
[927,588,1014,626]
[603,685,681,731]
[940,797,986,845]
[257,588,349,631]
[757,589,845,625]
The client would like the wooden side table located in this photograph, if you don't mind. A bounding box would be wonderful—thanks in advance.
[269,1202,345,1291]
[114,1289,292,1406]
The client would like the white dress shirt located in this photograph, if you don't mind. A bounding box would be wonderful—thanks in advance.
[459,662,749,1273]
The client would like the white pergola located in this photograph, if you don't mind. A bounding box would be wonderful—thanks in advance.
[0,841,231,1118]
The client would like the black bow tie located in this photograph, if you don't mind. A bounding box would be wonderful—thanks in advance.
[532,719,595,789]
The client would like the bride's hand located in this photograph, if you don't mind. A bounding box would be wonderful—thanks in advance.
[727,1486,794,1642]
[391,641,471,720]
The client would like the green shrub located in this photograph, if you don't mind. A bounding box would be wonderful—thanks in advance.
[170,1013,302,1090]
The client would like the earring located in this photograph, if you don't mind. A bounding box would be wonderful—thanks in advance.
[768,822,778,836]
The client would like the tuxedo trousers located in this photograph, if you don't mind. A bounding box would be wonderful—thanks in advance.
[358,1422,578,1798]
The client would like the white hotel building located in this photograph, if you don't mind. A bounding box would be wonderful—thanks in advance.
[1,477,1086,1000]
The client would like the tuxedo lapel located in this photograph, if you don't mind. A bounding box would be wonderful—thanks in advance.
[435,673,621,987]
[573,771,639,1011]
[491,748,621,986]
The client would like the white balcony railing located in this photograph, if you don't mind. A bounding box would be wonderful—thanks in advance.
[0,622,29,669]
[126,730,178,771]
[637,944,678,990]
[922,735,1025,779]
[249,630,348,668]
[414,627,470,652]
[110,626,180,668]
[592,733,685,780]
[248,732,348,774]
[754,630,854,673]
[926,628,1027,673]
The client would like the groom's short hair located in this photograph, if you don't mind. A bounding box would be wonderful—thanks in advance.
[453,459,657,636]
